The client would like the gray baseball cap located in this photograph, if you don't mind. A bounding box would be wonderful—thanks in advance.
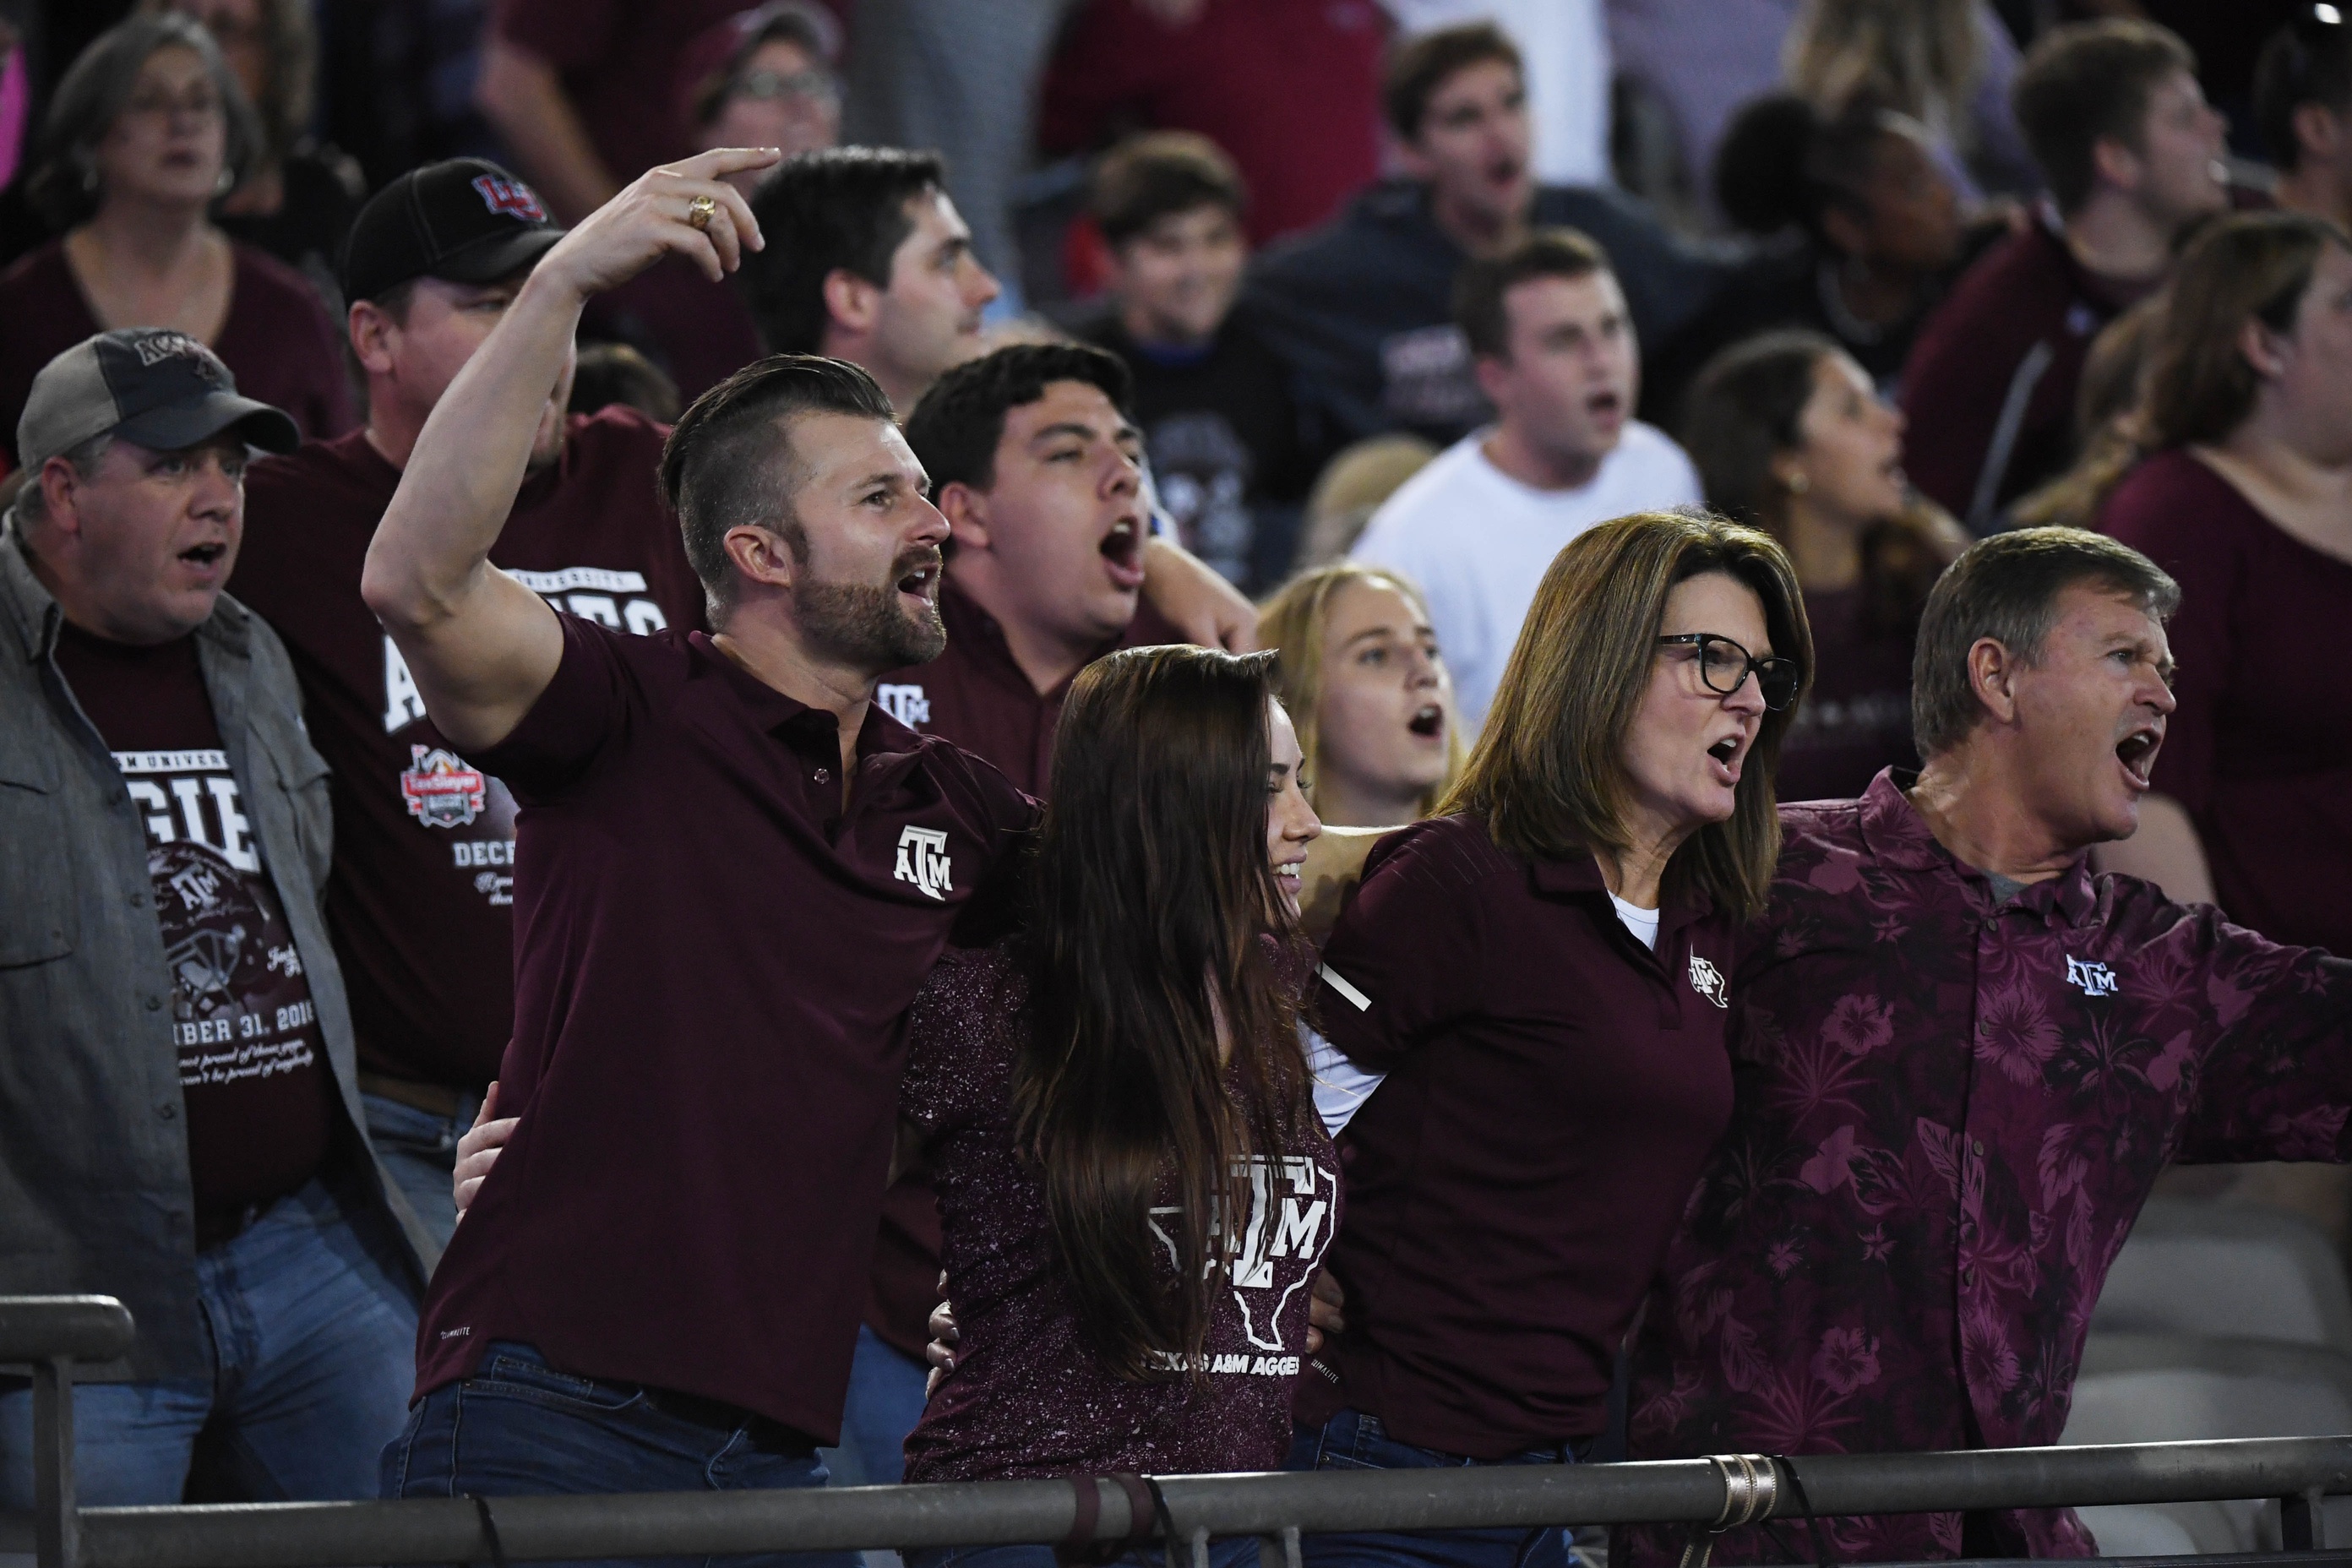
[17,329,301,473]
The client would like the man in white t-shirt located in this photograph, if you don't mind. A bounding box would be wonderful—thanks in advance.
[1351,227,1701,730]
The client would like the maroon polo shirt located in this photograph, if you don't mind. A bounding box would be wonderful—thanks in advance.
[1301,814,1737,1457]
[861,578,1184,1358]
[874,578,1183,796]
[411,615,1037,1439]
[490,0,738,193]
[231,410,705,1089]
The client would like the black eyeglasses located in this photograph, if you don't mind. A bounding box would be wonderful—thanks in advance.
[1656,634,1802,711]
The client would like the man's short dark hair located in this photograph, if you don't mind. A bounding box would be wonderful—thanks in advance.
[1091,132,1247,249]
[2012,20,2198,215]
[1911,526,2181,760]
[902,343,1133,497]
[741,147,949,354]
[1384,22,1522,145]
[659,354,897,618]
[2255,12,2352,172]
[1454,227,1612,361]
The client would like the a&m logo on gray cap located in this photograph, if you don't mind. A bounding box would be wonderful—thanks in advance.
[16,329,299,473]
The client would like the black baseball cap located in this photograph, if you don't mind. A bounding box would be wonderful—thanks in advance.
[340,158,565,306]
[18,330,298,472]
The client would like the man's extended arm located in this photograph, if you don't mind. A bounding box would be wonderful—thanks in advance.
[360,150,775,752]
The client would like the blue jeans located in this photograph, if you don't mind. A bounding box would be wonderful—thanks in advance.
[0,1175,418,1507]
[383,1340,863,1568]
[819,1326,929,1489]
[1286,1410,1579,1568]
[361,1088,481,1252]
[906,1538,1260,1568]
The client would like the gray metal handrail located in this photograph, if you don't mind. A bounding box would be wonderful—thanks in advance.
[8,1296,2352,1568]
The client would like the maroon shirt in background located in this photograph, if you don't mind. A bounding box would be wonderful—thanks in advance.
[2102,449,2352,954]
[901,945,1337,1482]
[491,0,740,194]
[1621,773,2352,1565]
[585,257,765,406]
[1304,814,1737,1457]
[874,579,1184,796]
[1776,585,1918,803]
[1899,218,2156,527]
[1037,0,1388,246]
[231,410,705,1089]
[51,624,334,1235]
[0,241,354,467]
[412,615,1037,1440]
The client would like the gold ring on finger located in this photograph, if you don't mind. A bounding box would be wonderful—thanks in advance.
[687,194,718,232]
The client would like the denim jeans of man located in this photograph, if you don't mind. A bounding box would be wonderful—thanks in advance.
[361,1088,480,1251]
[819,1326,928,1489]
[0,1175,419,1509]
[384,1340,863,1568]
[1287,1409,1582,1568]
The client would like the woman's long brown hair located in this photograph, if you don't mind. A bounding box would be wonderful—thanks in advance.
[2020,211,2349,526]
[1439,511,1811,922]
[1010,645,1314,1382]
[1681,329,1945,638]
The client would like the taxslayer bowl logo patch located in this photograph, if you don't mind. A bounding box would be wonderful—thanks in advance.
[471,173,547,223]
[400,745,487,829]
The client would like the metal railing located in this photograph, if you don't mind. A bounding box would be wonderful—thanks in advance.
[8,1296,2352,1568]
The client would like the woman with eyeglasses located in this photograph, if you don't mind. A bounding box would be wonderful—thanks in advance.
[0,14,354,466]
[1290,510,1810,1568]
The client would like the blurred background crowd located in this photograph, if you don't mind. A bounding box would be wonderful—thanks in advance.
[8,0,2352,1554]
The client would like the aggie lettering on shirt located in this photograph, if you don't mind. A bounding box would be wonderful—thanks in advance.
[51,625,332,1232]
[231,409,705,1088]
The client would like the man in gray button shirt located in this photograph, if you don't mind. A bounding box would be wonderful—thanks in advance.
[0,330,433,1507]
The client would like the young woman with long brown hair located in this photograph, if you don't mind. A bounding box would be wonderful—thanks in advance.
[2038,210,2352,956]
[895,645,1334,1552]
[1682,329,1964,799]
[1293,511,1811,1568]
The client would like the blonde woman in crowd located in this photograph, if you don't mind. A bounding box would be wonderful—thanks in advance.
[1260,564,1463,829]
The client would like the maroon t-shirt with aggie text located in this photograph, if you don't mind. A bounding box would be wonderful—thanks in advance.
[412,616,1038,1440]
[51,623,334,1237]
[901,944,1338,1482]
[231,410,705,1088]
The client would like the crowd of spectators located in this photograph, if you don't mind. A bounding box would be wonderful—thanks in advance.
[3,0,2351,1561]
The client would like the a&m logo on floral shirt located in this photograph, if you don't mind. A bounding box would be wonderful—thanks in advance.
[2066,955,2121,997]
[1688,952,1729,1008]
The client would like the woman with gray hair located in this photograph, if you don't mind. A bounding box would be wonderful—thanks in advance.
[139,0,364,295]
[0,13,353,466]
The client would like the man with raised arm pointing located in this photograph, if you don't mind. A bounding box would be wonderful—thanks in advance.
[364,150,1036,1538]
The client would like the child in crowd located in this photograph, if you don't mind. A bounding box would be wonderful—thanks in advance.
[1079,133,1315,595]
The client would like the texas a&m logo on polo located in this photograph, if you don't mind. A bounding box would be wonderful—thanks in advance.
[1688,952,1729,1009]
[471,172,547,223]
[400,746,487,828]
[2066,956,2121,997]
[876,683,931,727]
[895,825,953,900]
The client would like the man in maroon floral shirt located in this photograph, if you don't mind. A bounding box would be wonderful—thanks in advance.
[1624,528,2352,1565]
